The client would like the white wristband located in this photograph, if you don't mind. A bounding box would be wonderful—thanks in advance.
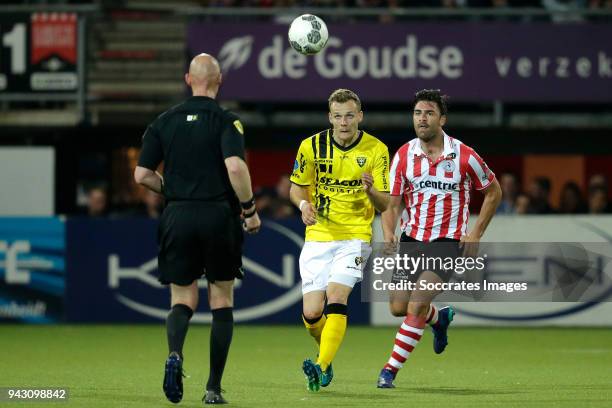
[299,200,307,211]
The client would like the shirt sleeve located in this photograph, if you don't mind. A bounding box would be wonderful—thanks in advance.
[466,148,496,190]
[372,143,390,193]
[221,113,245,160]
[389,146,407,196]
[289,139,314,186]
[137,123,163,170]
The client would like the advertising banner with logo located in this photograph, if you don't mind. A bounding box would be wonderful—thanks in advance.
[370,216,612,326]
[65,218,368,324]
[0,217,65,323]
[0,13,78,93]
[187,22,611,103]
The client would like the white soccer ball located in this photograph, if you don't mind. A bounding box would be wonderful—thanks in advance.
[288,14,329,55]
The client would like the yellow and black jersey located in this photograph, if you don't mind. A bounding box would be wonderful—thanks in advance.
[290,129,389,242]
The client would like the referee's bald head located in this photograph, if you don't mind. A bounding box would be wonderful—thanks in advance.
[186,53,222,95]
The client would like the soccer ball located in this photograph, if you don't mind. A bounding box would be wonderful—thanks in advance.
[288,14,329,55]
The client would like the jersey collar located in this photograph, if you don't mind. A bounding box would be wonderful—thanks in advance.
[330,129,363,152]
[413,131,455,159]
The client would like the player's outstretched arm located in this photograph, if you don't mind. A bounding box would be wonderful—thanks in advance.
[290,183,316,226]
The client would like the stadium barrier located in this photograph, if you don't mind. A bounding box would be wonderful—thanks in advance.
[371,216,612,326]
[1,215,611,325]
[1,216,367,324]
[0,217,64,323]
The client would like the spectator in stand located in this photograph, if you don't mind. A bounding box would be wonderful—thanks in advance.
[254,186,276,218]
[497,172,519,214]
[514,192,531,214]
[141,189,165,219]
[528,177,555,214]
[588,187,612,214]
[558,181,587,214]
[588,173,608,191]
[589,0,612,8]
[541,0,586,23]
[85,186,109,217]
[270,174,298,219]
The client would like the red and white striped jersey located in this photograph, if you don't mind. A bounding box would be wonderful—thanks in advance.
[389,133,495,242]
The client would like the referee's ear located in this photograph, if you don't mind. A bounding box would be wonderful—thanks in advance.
[184,73,191,87]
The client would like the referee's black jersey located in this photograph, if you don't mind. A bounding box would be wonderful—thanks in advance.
[138,96,245,210]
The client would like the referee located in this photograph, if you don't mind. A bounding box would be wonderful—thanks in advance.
[134,53,261,405]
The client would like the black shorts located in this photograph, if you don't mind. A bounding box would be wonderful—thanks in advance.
[391,234,461,284]
[157,201,244,285]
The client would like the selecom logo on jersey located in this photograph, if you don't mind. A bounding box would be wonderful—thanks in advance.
[109,220,304,323]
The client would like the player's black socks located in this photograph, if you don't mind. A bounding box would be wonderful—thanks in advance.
[206,307,234,393]
[166,303,194,359]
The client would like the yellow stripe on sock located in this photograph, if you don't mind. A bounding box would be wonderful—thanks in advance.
[317,313,347,370]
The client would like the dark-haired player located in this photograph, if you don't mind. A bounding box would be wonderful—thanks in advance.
[377,89,501,388]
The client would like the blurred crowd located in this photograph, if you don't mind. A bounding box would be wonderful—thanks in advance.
[17,0,612,8]
[79,172,612,219]
[76,174,298,220]
[78,186,165,219]
[200,0,612,9]
[253,174,299,219]
[497,173,612,215]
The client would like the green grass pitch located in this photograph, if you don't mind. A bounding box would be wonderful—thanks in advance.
[1,325,611,407]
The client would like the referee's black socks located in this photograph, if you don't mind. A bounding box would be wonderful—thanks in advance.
[206,307,234,393]
[167,303,193,359]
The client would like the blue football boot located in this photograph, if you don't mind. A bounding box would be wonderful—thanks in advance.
[302,359,322,392]
[432,306,455,354]
[320,363,333,387]
[163,352,184,403]
[376,368,396,389]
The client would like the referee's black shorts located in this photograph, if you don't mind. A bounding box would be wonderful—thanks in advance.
[157,201,244,285]
[391,234,461,284]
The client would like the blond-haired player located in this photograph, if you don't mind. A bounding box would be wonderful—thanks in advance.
[289,89,389,391]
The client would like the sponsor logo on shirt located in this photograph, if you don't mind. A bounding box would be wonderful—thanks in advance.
[417,180,459,191]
